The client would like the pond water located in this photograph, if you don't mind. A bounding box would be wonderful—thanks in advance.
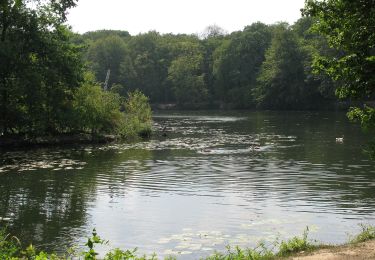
[0,111,375,259]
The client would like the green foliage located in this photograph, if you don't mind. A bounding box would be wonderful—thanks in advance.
[255,25,311,109]
[72,73,124,135]
[22,244,61,260]
[0,228,21,259]
[76,20,338,110]
[349,224,375,244]
[80,30,131,43]
[0,1,154,140]
[213,23,272,108]
[168,55,207,105]
[303,0,375,101]
[2,226,375,260]
[104,248,160,260]
[120,90,152,138]
[347,106,375,132]
[206,244,274,260]
[0,0,83,135]
[83,229,107,260]
[87,35,131,88]
[347,106,375,158]
[104,248,138,260]
[303,0,375,156]
[126,32,171,102]
[277,228,312,257]
[3,0,359,139]
[205,228,314,260]
[71,74,152,138]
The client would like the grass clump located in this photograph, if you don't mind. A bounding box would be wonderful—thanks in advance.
[205,228,314,260]
[205,243,274,260]
[349,224,375,244]
[0,229,21,259]
[276,228,315,257]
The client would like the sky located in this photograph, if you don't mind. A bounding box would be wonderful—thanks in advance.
[67,0,306,35]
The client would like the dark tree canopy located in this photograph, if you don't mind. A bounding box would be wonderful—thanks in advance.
[303,0,375,157]
[0,0,83,134]
[0,0,152,138]
[1,0,352,138]
[303,0,375,100]
[75,19,336,110]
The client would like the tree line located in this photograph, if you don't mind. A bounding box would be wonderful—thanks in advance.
[75,18,337,110]
[1,0,373,145]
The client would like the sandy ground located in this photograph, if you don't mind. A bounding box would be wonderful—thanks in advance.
[288,240,375,260]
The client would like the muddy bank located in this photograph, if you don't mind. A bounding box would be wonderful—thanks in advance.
[289,240,375,260]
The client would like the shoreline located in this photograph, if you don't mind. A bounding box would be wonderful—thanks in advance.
[0,224,373,259]
[287,239,375,260]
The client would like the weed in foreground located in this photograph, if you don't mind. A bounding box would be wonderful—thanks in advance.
[276,227,315,257]
[349,224,375,244]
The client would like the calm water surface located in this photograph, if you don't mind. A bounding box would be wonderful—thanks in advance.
[0,111,374,258]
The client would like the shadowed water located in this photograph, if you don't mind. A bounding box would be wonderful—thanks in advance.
[0,111,374,259]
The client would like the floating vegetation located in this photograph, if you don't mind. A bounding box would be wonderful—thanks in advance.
[87,117,299,158]
[153,221,324,258]
[0,151,87,174]
[156,229,237,257]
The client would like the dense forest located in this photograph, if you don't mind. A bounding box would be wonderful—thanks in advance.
[74,18,338,110]
[0,0,374,144]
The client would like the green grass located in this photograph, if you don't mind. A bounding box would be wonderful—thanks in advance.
[349,224,375,244]
[204,228,315,260]
[0,226,374,260]
[276,228,317,257]
[205,244,275,260]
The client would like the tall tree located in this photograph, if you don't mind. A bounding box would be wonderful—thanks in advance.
[87,35,130,88]
[126,31,169,102]
[213,22,272,108]
[0,0,83,134]
[255,24,313,109]
[167,40,207,105]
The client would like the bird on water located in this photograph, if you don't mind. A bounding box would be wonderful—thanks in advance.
[336,135,344,143]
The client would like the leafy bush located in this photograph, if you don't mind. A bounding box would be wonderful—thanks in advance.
[0,228,20,259]
[71,73,152,139]
[72,73,123,134]
[118,90,152,138]
[348,106,375,158]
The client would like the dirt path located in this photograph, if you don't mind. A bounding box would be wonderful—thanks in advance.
[289,240,375,260]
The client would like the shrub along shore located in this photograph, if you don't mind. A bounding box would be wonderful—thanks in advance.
[0,87,152,149]
[0,225,374,260]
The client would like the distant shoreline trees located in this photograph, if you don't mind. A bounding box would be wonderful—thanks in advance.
[79,19,338,110]
[2,0,372,144]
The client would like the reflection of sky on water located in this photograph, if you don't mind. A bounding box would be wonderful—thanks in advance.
[0,111,375,259]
